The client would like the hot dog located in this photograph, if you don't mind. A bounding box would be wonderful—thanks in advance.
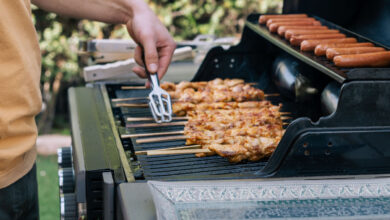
[333,51,390,67]
[266,17,316,27]
[277,25,328,36]
[290,33,346,46]
[259,14,308,24]
[285,29,339,40]
[314,42,374,56]
[269,21,321,33]
[300,38,358,51]
[326,47,385,59]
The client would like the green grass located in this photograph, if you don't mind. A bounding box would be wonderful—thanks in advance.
[36,155,60,220]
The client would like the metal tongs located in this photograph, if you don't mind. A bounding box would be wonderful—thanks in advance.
[142,54,172,123]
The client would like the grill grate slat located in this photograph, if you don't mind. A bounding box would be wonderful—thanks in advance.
[143,166,264,178]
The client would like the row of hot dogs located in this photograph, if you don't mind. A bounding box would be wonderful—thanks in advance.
[259,14,390,68]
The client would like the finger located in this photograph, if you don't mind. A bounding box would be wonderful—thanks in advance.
[157,44,176,79]
[132,66,147,78]
[142,36,159,74]
[134,46,144,67]
[144,80,151,88]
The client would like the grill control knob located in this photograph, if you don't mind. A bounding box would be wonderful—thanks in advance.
[60,193,77,220]
[58,168,75,194]
[58,147,73,168]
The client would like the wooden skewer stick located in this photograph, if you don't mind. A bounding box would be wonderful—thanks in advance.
[136,135,187,144]
[135,145,202,155]
[147,148,211,156]
[112,97,170,102]
[112,97,148,102]
[265,93,280,97]
[127,121,187,128]
[121,130,184,139]
[116,103,149,108]
[127,116,188,122]
[121,86,147,90]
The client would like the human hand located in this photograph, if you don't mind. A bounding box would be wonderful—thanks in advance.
[125,3,176,86]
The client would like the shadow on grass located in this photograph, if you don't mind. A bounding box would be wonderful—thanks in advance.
[37,155,59,220]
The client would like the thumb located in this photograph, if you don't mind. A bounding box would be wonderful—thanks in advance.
[142,39,159,74]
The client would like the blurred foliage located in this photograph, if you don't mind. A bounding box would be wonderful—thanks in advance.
[149,0,282,40]
[32,0,282,133]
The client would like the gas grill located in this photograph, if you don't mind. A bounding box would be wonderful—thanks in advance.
[58,0,390,219]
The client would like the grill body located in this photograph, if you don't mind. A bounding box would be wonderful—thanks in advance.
[61,2,390,219]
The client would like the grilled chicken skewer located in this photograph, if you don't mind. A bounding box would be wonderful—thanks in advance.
[127,103,288,127]
[118,79,266,104]
[111,93,279,103]
[162,79,265,103]
[135,130,283,162]
[121,79,258,91]
[121,100,291,117]
[173,100,276,116]
[127,121,289,128]
[126,115,292,122]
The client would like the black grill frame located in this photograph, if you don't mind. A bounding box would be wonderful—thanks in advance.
[108,13,390,181]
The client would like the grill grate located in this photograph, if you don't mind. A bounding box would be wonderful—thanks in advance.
[114,88,270,180]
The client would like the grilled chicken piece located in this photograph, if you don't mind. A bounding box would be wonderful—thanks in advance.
[224,78,245,87]
[172,102,195,116]
[207,144,249,161]
[203,136,280,163]
[160,82,176,91]
[161,78,264,104]
[173,101,273,115]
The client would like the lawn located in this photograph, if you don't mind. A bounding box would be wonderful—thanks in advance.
[36,155,60,220]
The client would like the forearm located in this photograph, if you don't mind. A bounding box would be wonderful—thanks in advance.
[32,0,176,82]
[31,0,149,24]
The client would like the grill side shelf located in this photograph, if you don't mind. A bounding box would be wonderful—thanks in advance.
[101,85,135,182]
[245,21,346,83]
